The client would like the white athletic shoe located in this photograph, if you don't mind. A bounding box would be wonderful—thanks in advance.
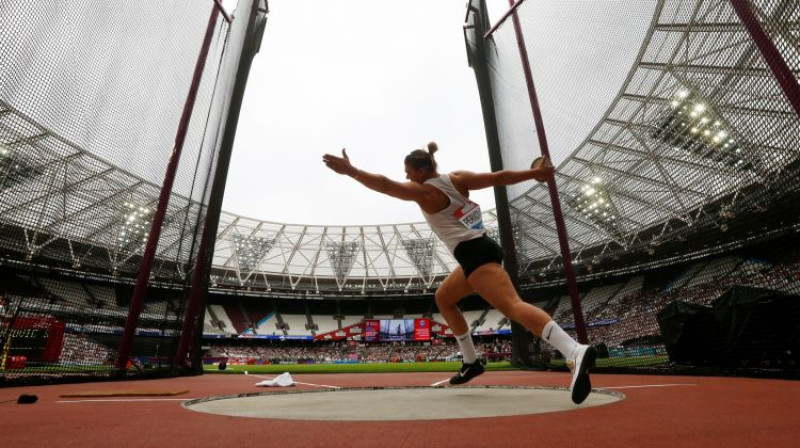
[567,344,597,404]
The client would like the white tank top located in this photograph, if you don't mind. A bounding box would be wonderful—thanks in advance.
[421,174,487,254]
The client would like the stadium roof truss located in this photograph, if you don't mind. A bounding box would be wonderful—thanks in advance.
[209,215,471,293]
[0,101,206,277]
[503,0,799,277]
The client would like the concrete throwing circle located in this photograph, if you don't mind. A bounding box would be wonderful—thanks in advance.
[184,386,624,421]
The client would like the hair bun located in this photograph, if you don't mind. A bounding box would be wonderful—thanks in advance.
[427,141,438,155]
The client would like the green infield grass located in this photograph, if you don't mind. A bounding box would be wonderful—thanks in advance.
[204,361,515,375]
[204,355,669,375]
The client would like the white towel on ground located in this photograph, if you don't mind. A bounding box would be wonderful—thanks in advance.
[255,372,295,387]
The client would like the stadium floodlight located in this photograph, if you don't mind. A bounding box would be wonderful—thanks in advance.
[325,240,360,285]
[232,234,275,272]
[652,87,750,170]
[117,201,152,248]
[0,143,43,188]
[566,176,624,239]
[401,237,435,279]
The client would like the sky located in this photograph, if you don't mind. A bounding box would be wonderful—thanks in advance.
[220,0,508,226]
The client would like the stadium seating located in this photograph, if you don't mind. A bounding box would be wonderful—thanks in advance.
[685,256,742,288]
[37,278,94,308]
[339,315,363,329]
[5,245,795,367]
[313,315,340,334]
[461,309,484,332]
[207,304,236,335]
[663,262,705,292]
[280,314,313,336]
[475,309,504,332]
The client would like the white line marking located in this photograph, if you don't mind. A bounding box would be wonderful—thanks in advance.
[603,383,697,390]
[57,398,197,403]
[293,381,341,389]
[430,378,450,387]
[250,374,341,389]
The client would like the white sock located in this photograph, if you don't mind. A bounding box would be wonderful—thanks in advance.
[455,332,478,363]
[541,320,579,358]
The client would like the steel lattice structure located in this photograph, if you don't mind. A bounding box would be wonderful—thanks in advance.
[482,0,800,280]
[208,211,499,293]
[0,100,209,278]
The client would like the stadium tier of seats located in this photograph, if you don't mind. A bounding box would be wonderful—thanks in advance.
[2,244,800,370]
[279,314,313,336]
[338,314,362,329]
[313,315,339,334]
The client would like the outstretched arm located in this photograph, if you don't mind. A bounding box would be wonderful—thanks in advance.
[322,149,427,202]
[452,157,556,191]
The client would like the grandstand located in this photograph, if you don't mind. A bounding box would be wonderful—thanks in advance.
[9,234,798,375]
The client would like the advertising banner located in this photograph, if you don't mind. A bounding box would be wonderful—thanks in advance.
[413,318,431,341]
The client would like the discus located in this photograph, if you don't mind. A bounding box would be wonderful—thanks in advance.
[531,155,553,170]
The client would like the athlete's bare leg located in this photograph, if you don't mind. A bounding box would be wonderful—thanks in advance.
[465,262,551,336]
[434,266,487,384]
[466,262,596,403]
[433,266,474,335]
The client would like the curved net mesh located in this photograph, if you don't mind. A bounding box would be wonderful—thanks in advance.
[467,0,800,375]
[0,0,246,383]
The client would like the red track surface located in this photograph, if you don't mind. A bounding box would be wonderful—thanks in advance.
[1,371,799,447]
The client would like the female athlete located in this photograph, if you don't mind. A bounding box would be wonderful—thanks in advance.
[323,142,596,404]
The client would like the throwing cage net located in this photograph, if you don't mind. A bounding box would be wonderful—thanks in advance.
[0,0,263,384]
[466,0,800,377]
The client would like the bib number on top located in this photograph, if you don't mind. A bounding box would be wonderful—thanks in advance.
[453,200,485,230]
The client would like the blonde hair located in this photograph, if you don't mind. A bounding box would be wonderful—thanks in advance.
[404,141,439,172]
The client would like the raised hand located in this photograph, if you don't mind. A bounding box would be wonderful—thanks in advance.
[531,156,555,182]
[323,148,357,176]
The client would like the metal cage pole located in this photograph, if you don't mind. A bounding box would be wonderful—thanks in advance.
[505,0,588,343]
[465,1,536,368]
[176,0,269,371]
[116,6,221,371]
[728,0,800,119]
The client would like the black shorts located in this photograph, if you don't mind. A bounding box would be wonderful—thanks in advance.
[453,235,504,278]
